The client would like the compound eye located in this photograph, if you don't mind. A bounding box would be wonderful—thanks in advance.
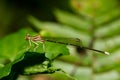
[25,34,31,40]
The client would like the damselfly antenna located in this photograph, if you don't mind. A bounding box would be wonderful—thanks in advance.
[25,34,110,55]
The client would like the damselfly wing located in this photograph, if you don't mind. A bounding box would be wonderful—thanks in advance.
[25,34,109,55]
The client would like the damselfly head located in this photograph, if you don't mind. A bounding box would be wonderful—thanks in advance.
[25,34,31,40]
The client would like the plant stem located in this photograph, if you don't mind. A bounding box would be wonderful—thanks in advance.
[89,17,96,80]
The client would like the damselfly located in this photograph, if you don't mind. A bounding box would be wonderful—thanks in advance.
[25,34,109,55]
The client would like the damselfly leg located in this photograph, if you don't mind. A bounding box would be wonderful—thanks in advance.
[25,34,31,51]
[25,34,45,52]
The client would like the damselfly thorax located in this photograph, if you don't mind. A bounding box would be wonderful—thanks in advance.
[26,34,45,42]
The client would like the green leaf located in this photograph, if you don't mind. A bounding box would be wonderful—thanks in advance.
[95,8,120,26]
[0,64,4,68]
[0,28,36,79]
[24,60,60,75]
[0,51,49,79]
[94,71,119,80]
[54,9,91,32]
[95,19,120,39]
[53,60,91,80]
[72,0,118,18]
[45,42,69,60]
[0,28,35,61]
[0,50,25,79]
[94,49,120,73]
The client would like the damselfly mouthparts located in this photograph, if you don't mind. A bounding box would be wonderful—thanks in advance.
[25,34,109,55]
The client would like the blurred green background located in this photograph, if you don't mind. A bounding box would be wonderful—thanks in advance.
[0,0,120,80]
